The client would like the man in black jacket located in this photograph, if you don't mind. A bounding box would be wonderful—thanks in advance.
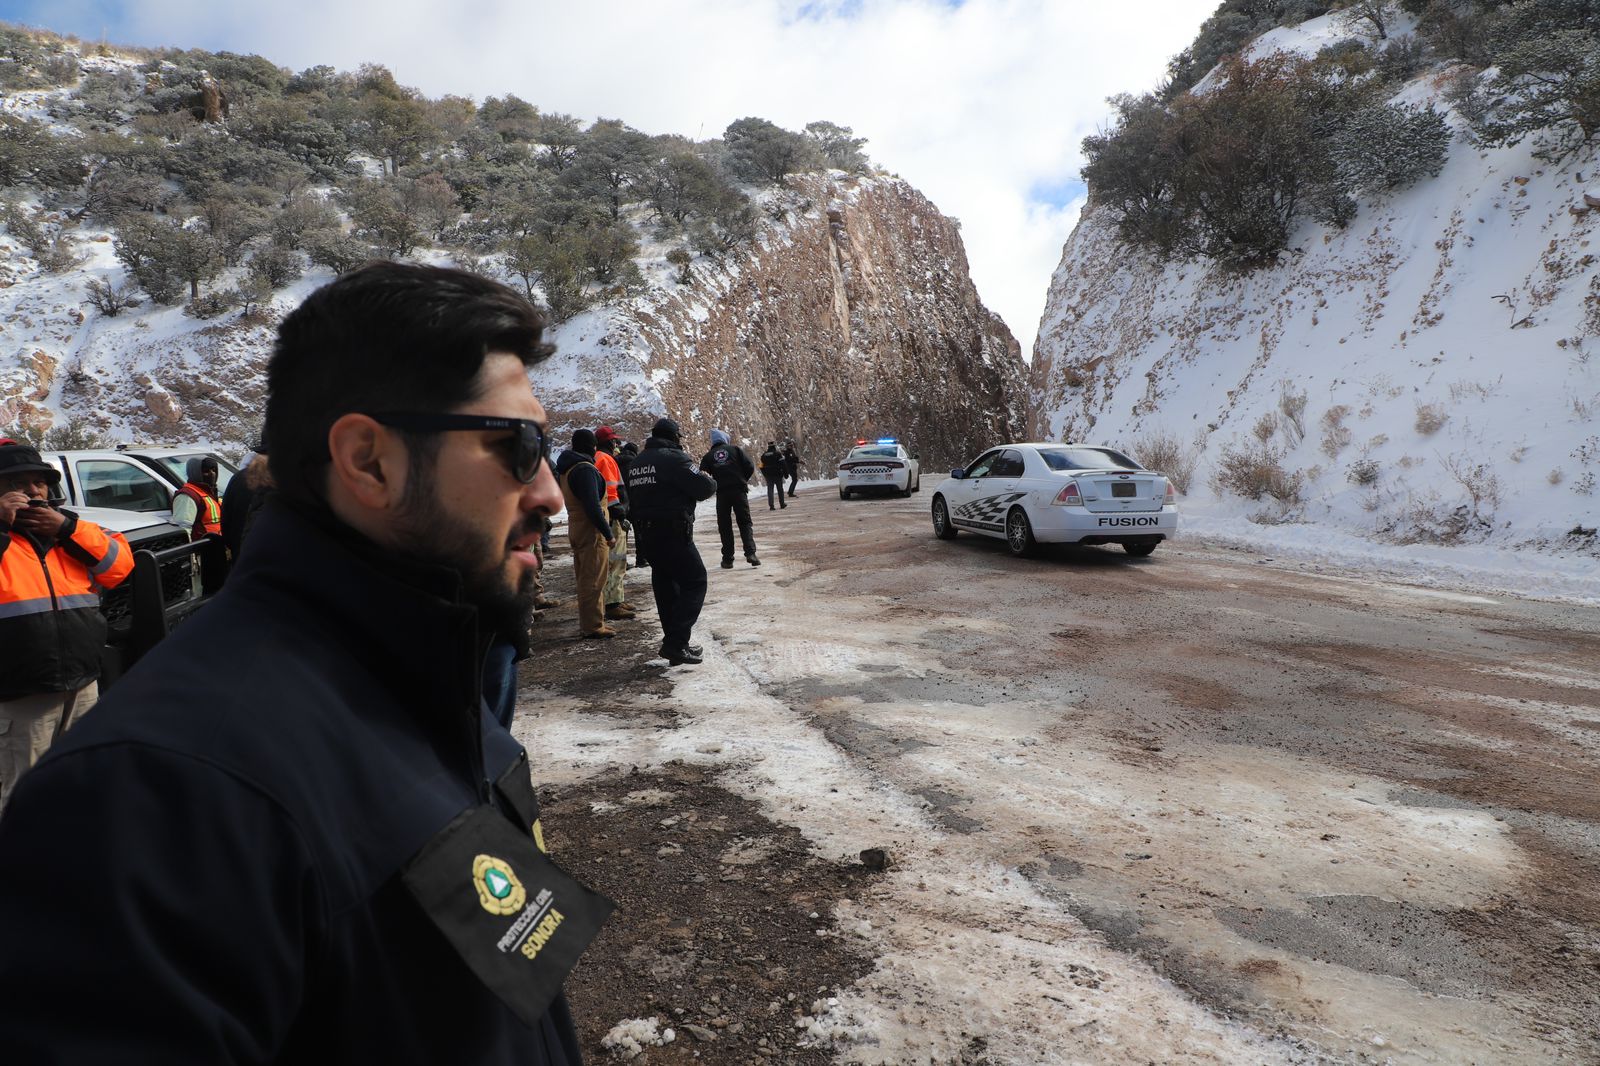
[783,441,801,498]
[699,429,758,569]
[0,263,609,1065]
[625,418,715,665]
[617,440,646,569]
[759,441,787,510]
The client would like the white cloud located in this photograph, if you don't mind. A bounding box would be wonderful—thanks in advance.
[24,0,1214,357]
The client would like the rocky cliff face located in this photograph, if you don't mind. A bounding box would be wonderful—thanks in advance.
[533,173,1026,476]
[4,175,1023,480]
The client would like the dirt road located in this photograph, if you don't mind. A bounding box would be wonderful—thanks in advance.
[521,481,1600,1064]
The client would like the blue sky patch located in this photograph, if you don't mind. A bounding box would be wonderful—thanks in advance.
[1029,177,1087,209]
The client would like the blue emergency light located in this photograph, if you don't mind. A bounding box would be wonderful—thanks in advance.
[876,437,897,445]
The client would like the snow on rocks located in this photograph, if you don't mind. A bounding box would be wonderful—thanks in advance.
[599,1016,675,1059]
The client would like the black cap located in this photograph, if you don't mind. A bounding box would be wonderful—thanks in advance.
[572,428,597,453]
[651,417,680,442]
[0,442,62,485]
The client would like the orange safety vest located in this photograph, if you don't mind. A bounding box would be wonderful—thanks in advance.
[0,513,134,699]
[594,450,622,504]
[176,482,222,541]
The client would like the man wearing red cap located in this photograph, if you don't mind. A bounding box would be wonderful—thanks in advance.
[593,426,638,620]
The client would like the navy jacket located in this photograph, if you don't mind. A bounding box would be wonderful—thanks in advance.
[699,441,755,495]
[0,501,585,1065]
[624,435,715,523]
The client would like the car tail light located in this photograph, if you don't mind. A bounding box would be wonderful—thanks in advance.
[1053,481,1083,506]
[1164,482,1175,505]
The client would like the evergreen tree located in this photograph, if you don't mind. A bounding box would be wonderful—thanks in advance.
[723,117,820,185]
[534,113,584,172]
[478,95,540,143]
[1471,23,1600,160]
[564,119,653,220]
[803,121,870,172]
[1333,102,1451,190]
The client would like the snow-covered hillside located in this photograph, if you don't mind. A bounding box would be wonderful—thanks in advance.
[1032,13,1600,564]
[1,40,1023,472]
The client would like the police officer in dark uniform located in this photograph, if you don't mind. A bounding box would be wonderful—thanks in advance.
[618,440,646,569]
[625,417,715,665]
[699,429,759,569]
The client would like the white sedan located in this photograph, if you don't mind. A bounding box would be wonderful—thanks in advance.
[931,443,1177,557]
[837,439,921,498]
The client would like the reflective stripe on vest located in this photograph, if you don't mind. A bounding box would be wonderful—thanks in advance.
[178,483,222,538]
[594,451,622,504]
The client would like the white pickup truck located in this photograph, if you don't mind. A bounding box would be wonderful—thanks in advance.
[38,448,237,524]
[55,504,200,687]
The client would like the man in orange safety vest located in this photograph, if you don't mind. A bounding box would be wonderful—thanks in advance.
[171,456,222,542]
[0,441,134,812]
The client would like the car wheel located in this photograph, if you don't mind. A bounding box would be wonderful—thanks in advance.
[1124,541,1158,558]
[1005,508,1037,557]
[932,496,957,539]
[839,486,850,500]
[898,473,913,498]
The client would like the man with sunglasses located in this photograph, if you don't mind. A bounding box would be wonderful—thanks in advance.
[0,263,608,1065]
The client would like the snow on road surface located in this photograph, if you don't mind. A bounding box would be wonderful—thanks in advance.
[525,600,1303,1064]
[521,491,1597,1063]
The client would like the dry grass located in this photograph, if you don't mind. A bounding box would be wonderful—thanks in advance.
[1320,404,1353,458]
[1212,442,1304,504]
[1414,402,1448,436]
[1347,458,1381,486]
[1277,384,1308,444]
[1440,453,1502,514]
[1130,429,1199,495]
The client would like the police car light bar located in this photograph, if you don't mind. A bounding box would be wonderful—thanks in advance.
[876,437,897,444]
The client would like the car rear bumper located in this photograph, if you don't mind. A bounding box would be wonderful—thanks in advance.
[838,470,910,491]
[1029,505,1178,543]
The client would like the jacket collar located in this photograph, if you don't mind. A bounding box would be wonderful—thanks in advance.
[228,499,484,742]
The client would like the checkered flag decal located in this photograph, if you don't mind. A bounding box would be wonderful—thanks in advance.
[955,491,1028,529]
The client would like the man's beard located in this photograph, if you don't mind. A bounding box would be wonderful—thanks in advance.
[394,488,538,639]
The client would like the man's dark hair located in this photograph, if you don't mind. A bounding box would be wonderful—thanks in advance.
[264,261,555,504]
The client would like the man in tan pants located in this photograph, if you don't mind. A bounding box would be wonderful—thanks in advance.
[554,429,616,639]
[594,426,636,620]
[0,441,134,812]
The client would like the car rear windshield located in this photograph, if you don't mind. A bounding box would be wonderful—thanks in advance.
[849,446,899,458]
[1037,447,1141,472]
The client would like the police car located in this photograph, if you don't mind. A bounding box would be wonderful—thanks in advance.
[931,443,1178,557]
[837,438,920,498]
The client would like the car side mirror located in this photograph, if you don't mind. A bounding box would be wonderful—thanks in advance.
[912,453,920,460]
[950,468,965,479]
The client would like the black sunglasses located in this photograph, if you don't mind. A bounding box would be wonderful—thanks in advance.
[367,412,549,484]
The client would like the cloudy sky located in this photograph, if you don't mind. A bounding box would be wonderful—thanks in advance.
[3,0,1216,357]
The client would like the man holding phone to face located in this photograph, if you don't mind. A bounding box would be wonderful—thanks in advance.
[0,440,134,813]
